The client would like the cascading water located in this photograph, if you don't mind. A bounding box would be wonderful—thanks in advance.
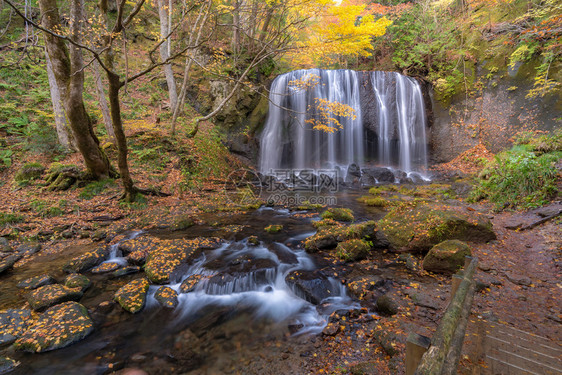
[259,69,429,176]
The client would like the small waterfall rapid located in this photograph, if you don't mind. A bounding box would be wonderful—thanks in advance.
[259,69,429,176]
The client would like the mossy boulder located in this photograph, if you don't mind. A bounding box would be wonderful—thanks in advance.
[154,286,179,309]
[26,284,84,311]
[0,357,20,373]
[378,204,495,252]
[64,273,91,292]
[305,221,376,252]
[179,274,207,293]
[14,162,45,183]
[14,302,94,352]
[114,278,150,313]
[335,239,372,261]
[17,275,56,290]
[264,224,283,233]
[320,207,355,222]
[422,240,472,274]
[143,238,203,284]
[91,262,121,274]
[63,246,108,273]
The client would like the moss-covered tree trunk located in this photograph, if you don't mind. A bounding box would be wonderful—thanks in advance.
[38,0,113,179]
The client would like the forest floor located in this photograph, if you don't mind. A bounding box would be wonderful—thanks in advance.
[0,139,560,374]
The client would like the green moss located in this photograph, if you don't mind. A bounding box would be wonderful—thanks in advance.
[14,162,45,184]
[320,207,354,222]
[0,212,24,227]
[335,239,372,261]
[264,224,283,233]
[362,196,389,207]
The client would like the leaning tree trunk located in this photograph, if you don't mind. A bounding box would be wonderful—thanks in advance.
[157,0,178,112]
[38,0,112,179]
[107,70,137,201]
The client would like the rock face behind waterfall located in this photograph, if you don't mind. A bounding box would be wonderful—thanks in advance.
[259,69,429,175]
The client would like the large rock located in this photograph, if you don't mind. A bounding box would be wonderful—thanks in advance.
[154,286,179,309]
[63,246,108,273]
[362,167,395,183]
[285,270,337,304]
[114,278,150,313]
[305,221,377,252]
[17,274,56,290]
[0,357,20,373]
[422,240,472,273]
[26,284,83,311]
[64,273,91,292]
[0,254,22,275]
[0,309,32,347]
[378,204,495,252]
[14,302,94,352]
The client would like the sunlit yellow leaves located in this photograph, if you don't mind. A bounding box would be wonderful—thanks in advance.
[306,97,357,133]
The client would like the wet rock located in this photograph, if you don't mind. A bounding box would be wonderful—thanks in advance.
[27,284,84,311]
[15,243,41,256]
[111,266,141,278]
[506,273,532,286]
[14,302,94,352]
[375,294,399,316]
[17,274,56,290]
[63,246,108,273]
[346,163,362,179]
[264,224,282,233]
[64,273,91,292]
[179,274,207,293]
[247,236,259,246]
[320,207,354,222]
[422,240,471,274]
[114,278,150,313]
[154,286,179,309]
[322,322,340,336]
[0,254,23,275]
[285,270,337,304]
[91,262,121,274]
[404,290,439,310]
[372,326,398,357]
[346,275,384,299]
[118,236,160,255]
[362,167,395,183]
[379,204,495,252]
[0,357,20,373]
[143,238,203,284]
[0,309,32,347]
[268,243,298,264]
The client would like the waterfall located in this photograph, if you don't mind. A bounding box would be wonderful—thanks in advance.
[259,69,428,175]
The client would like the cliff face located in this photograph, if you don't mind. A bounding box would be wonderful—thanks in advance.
[429,60,561,163]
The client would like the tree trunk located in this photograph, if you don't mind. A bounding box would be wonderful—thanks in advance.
[107,70,137,201]
[44,46,74,151]
[93,59,116,142]
[38,0,112,179]
[157,0,177,111]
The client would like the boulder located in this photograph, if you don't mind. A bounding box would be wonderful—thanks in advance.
[15,243,41,256]
[375,294,399,316]
[335,239,372,261]
[111,266,141,278]
[154,286,179,309]
[179,274,207,293]
[0,254,22,275]
[63,246,108,273]
[305,221,376,252]
[26,284,84,311]
[91,262,121,274]
[0,309,32,347]
[422,240,471,274]
[320,207,354,222]
[14,302,94,352]
[0,357,20,373]
[17,275,56,290]
[362,167,395,183]
[114,278,150,313]
[142,238,205,284]
[378,204,495,252]
[285,270,337,304]
[64,273,91,292]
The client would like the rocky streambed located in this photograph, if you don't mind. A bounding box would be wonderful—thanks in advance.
[1,186,558,375]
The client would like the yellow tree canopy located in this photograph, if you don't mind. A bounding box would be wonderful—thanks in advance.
[288,0,392,68]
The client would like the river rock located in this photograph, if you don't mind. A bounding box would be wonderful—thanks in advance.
[17,274,56,290]
[285,270,336,304]
[304,221,376,252]
[422,240,471,274]
[114,278,150,313]
[14,302,94,352]
[64,273,91,291]
[0,254,22,275]
[378,204,495,252]
[375,294,399,316]
[320,207,354,222]
[154,286,179,309]
[91,262,121,274]
[27,284,84,311]
[362,167,395,183]
[63,246,108,273]
[179,274,207,293]
[111,266,141,278]
[15,243,41,256]
[0,309,32,347]
[0,357,20,373]
[143,238,206,284]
